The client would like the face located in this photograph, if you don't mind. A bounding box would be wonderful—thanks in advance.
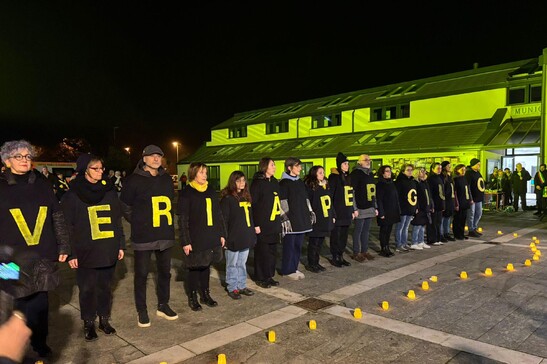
[41,167,48,174]
[86,161,104,183]
[541,165,546,172]
[235,176,246,192]
[433,164,442,175]
[516,163,522,172]
[316,167,325,182]
[505,169,511,175]
[6,148,33,175]
[382,167,392,179]
[195,167,207,185]
[143,154,162,169]
[358,155,371,168]
[289,163,302,176]
[404,166,413,177]
[497,171,503,177]
[444,163,452,173]
[340,161,349,173]
[418,168,427,180]
[472,162,481,171]
[265,160,276,177]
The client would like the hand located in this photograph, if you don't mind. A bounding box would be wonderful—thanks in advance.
[118,250,124,260]
[352,211,359,219]
[0,311,31,363]
[333,218,336,224]
[220,237,226,247]
[380,216,385,219]
[68,259,78,269]
[255,226,261,235]
[183,244,192,256]
[309,211,316,225]
[58,254,68,262]
[375,209,379,216]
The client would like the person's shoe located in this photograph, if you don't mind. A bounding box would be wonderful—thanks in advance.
[188,291,202,311]
[432,241,443,246]
[440,236,448,243]
[409,244,423,250]
[350,253,361,261]
[286,272,300,280]
[266,278,280,286]
[340,257,352,266]
[98,316,116,335]
[84,320,99,341]
[329,256,343,267]
[34,344,52,358]
[137,310,151,327]
[316,263,326,271]
[419,242,431,249]
[157,303,178,320]
[447,235,456,241]
[468,230,480,238]
[228,290,241,300]
[295,270,306,279]
[306,265,321,273]
[364,252,375,260]
[239,288,255,296]
[200,289,218,307]
[255,280,272,288]
[464,236,469,240]
[379,248,390,257]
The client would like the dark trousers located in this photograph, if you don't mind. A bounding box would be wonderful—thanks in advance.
[253,233,279,282]
[281,233,305,275]
[134,248,172,312]
[427,210,443,243]
[329,225,349,257]
[453,208,468,239]
[188,266,210,293]
[307,236,324,266]
[513,190,527,211]
[502,190,511,208]
[379,223,393,248]
[15,291,49,352]
[76,265,116,320]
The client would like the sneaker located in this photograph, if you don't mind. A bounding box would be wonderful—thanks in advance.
[239,288,255,296]
[409,244,423,250]
[157,304,178,320]
[419,242,431,249]
[432,242,443,246]
[227,290,241,300]
[295,270,305,279]
[395,246,409,253]
[286,272,300,280]
[137,310,151,328]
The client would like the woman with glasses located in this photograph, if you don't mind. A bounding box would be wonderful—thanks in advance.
[61,154,125,342]
[0,140,70,358]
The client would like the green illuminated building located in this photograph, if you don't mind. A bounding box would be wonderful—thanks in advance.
[178,48,547,192]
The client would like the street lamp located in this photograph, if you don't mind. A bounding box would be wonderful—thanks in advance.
[124,147,130,155]
[172,142,179,162]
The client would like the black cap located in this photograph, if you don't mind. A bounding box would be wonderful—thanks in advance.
[336,152,349,170]
[142,145,164,157]
[469,158,480,167]
[76,153,96,173]
[441,161,450,169]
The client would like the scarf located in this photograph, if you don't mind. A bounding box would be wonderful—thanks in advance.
[189,180,208,192]
[70,174,112,205]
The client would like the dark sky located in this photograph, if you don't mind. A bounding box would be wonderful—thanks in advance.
[2,2,547,159]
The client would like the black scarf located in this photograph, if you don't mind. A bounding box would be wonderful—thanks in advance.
[70,174,113,205]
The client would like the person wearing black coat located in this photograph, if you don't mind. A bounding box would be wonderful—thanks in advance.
[465,158,485,237]
[61,154,125,342]
[410,167,432,250]
[177,162,226,311]
[304,166,334,273]
[376,166,400,257]
[533,164,546,216]
[327,152,355,267]
[0,140,70,358]
[511,163,532,212]
[427,163,445,246]
[440,161,456,242]
[250,157,282,288]
[502,168,513,207]
[394,164,418,252]
[220,171,256,300]
[453,164,472,240]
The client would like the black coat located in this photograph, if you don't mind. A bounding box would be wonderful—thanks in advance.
[441,173,455,217]
[465,168,485,202]
[350,167,376,210]
[511,169,531,192]
[412,179,433,226]
[454,175,471,210]
[395,173,418,216]
[376,177,401,225]
[427,173,445,212]
[220,194,256,251]
[250,172,282,235]
[327,169,354,226]
[307,184,334,237]
[534,170,547,196]
[279,175,312,234]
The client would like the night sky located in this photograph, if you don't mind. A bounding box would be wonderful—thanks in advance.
[2,2,547,161]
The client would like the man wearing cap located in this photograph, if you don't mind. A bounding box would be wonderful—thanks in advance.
[120,145,178,327]
[465,158,485,238]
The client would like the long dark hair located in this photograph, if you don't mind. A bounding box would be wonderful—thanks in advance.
[221,170,252,202]
[258,157,273,174]
[304,165,327,190]
[377,165,392,179]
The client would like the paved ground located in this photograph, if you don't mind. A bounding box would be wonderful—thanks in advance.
[26,209,547,363]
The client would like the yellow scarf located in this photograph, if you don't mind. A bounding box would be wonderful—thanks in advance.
[189,180,208,192]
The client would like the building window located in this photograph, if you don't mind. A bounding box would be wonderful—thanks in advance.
[299,162,313,178]
[530,85,542,102]
[266,120,289,134]
[371,104,410,121]
[508,87,526,105]
[311,113,341,129]
[207,165,221,191]
[239,164,259,179]
[229,126,247,138]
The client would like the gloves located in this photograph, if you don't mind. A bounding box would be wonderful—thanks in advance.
[310,210,316,225]
[281,213,292,237]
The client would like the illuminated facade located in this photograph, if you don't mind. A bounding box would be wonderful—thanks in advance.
[178,48,547,191]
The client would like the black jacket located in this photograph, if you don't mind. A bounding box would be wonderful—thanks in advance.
[454,175,472,211]
[395,173,418,216]
[511,168,531,192]
[250,172,282,235]
[427,173,445,212]
[376,177,401,225]
[350,166,376,210]
[327,168,354,226]
[61,175,124,268]
[412,179,433,226]
[307,184,334,237]
[220,194,256,251]
[119,160,175,248]
[534,170,547,196]
[441,173,455,216]
[465,168,485,203]
[279,173,312,234]
[0,170,70,298]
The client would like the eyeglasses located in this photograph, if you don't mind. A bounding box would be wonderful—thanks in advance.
[88,167,105,172]
[10,154,33,161]
[361,159,371,162]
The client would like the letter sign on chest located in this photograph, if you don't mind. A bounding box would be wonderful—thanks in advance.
[9,206,48,246]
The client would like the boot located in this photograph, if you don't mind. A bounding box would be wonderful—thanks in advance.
[98,316,116,335]
[385,245,395,257]
[329,255,342,267]
[84,320,98,342]
[379,246,389,257]
[199,289,218,307]
[188,291,202,311]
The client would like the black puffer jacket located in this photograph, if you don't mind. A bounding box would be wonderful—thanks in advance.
[376,177,401,225]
